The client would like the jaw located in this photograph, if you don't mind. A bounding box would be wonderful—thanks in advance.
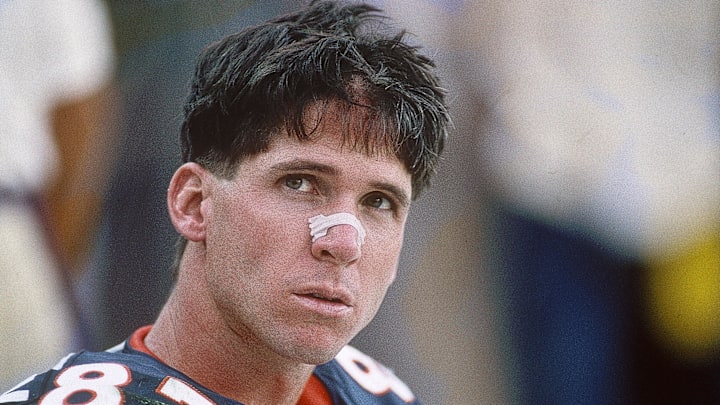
[251,301,378,366]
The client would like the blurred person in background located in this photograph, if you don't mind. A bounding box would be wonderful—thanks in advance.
[0,0,115,391]
[457,2,719,403]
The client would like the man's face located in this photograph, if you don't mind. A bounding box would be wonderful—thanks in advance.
[201,105,412,365]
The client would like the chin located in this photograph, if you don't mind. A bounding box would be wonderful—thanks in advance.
[279,329,351,365]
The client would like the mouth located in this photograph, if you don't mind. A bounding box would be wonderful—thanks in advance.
[303,292,347,304]
[292,287,354,316]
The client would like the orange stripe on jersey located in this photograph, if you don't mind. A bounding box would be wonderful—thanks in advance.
[128,325,333,404]
[128,325,160,360]
[297,374,332,405]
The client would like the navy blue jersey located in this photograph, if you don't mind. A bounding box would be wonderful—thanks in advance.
[0,327,419,405]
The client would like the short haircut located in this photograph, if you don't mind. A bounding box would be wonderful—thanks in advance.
[180,0,448,196]
[173,0,449,270]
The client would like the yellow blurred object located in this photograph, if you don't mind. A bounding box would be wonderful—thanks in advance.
[647,229,720,362]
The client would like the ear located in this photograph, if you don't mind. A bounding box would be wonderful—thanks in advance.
[167,162,212,242]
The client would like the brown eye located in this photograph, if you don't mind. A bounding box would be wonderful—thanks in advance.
[285,177,303,189]
[365,193,392,210]
[284,175,314,193]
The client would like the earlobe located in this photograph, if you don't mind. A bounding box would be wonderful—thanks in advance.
[167,162,211,242]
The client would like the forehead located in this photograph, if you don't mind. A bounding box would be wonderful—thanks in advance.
[275,130,408,177]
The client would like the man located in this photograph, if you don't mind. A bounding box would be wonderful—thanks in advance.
[0,1,448,403]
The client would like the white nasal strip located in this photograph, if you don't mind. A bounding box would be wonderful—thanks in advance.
[308,213,366,246]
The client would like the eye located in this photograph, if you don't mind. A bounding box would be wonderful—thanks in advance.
[364,193,393,210]
[284,175,315,193]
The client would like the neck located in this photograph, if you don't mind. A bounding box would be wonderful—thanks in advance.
[145,250,314,405]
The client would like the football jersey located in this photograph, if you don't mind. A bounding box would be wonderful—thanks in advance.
[0,326,419,404]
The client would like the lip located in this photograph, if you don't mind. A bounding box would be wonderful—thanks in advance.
[291,286,354,317]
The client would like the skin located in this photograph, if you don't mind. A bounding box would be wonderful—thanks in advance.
[146,102,413,404]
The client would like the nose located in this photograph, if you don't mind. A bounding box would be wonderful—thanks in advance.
[311,223,362,265]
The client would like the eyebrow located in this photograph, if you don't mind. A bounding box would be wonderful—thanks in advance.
[270,159,411,208]
[269,160,339,176]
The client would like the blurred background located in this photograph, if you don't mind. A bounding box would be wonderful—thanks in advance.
[1,0,718,404]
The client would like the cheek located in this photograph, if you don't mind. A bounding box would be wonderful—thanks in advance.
[246,209,312,265]
[204,205,304,316]
[356,250,399,329]
[361,229,404,296]
[207,198,309,279]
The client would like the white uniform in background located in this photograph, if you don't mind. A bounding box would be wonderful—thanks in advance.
[0,0,114,390]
